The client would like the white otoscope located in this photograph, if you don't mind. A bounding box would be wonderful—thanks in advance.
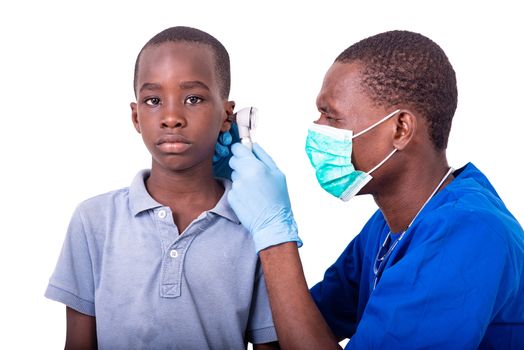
[228,107,258,151]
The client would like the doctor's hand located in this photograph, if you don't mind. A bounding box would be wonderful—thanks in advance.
[228,143,302,252]
[212,123,240,180]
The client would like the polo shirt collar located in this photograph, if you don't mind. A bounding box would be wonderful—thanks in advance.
[129,170,163,216]
[210,178,240,224]
[129,170,240,224]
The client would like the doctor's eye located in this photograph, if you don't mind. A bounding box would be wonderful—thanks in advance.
[185,95,203,105]
[145,97,161,106]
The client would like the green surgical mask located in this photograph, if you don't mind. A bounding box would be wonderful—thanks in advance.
[305,109,400,201]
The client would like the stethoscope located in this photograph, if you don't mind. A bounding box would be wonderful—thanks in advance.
[373,167,455,290]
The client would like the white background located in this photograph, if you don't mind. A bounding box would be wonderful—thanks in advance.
[1,0,522,348]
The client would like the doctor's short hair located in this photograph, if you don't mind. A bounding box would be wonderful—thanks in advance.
[336,30,457,151]
[133,26,231,99]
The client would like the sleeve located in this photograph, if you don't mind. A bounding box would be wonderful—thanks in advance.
[246,259,278,344]
[44,205,96,316]
[310,233,366,340]
[347,209,517,349]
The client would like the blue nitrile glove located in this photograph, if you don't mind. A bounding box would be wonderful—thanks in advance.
[228,142,302,252]
[213,123,240,180]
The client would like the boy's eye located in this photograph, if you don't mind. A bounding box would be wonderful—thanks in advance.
[145,97,161,106]
[185,96,203,105]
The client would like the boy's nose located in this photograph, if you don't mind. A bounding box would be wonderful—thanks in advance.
[161,109,186,129]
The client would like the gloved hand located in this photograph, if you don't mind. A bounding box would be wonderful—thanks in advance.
[228,143,302,252]
[212,123,240,180]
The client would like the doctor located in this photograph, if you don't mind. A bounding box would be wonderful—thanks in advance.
[216,30,524,349]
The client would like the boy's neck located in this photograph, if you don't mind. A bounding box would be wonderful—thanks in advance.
[145,164,224,233]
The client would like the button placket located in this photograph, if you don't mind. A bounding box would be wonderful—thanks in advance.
[157,209,167,219]
[160,236,195,298]
[161,246,184,297]
[156,210,208,298]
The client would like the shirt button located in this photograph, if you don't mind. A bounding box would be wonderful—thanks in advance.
[169,249,178,258]
[158,210,167,219]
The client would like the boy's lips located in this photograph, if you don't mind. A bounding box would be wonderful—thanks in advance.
[156,134,192,153]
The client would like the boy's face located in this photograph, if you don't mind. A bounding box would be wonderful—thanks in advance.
[131,42,234,174]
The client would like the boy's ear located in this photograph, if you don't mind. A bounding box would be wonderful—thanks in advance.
[221,100,235,132]
[130,102,141,133]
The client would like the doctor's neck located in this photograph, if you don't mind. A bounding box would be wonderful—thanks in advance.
[374,152,453,234]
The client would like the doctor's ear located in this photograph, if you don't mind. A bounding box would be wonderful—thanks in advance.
[392,110,416,150]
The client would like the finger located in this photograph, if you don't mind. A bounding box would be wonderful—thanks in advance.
[219,130,233,145]
[215,142,229,157]
[231,142,255,158]
[231,170,239,182]
[252,143,279,171]
[229,153,240,170]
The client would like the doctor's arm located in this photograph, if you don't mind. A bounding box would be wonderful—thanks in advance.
[260,243,341,349]
[227,143,340,349]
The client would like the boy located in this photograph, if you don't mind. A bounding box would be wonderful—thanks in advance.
[45,26,278,349]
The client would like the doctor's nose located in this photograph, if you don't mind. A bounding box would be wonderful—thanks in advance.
[313,115,327,126]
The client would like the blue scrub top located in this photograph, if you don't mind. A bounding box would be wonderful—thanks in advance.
[310,163,524,349]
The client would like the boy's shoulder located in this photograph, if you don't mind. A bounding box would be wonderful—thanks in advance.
[75,170,151,220]
[74,186,132,223]
[79,187,131,209]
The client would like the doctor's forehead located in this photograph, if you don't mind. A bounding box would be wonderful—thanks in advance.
[317,62,368,113]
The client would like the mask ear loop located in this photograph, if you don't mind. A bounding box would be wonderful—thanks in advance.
[352,109,401,139]
[367,148,397,175]
[353,109,401,175]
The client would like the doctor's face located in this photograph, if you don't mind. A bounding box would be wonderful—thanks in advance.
[314,61,398,175]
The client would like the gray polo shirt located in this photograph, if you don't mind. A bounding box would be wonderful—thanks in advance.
[45,170,277,349]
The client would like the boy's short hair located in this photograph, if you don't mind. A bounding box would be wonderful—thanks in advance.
[336,30,457,151]
[134,26,231,99]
